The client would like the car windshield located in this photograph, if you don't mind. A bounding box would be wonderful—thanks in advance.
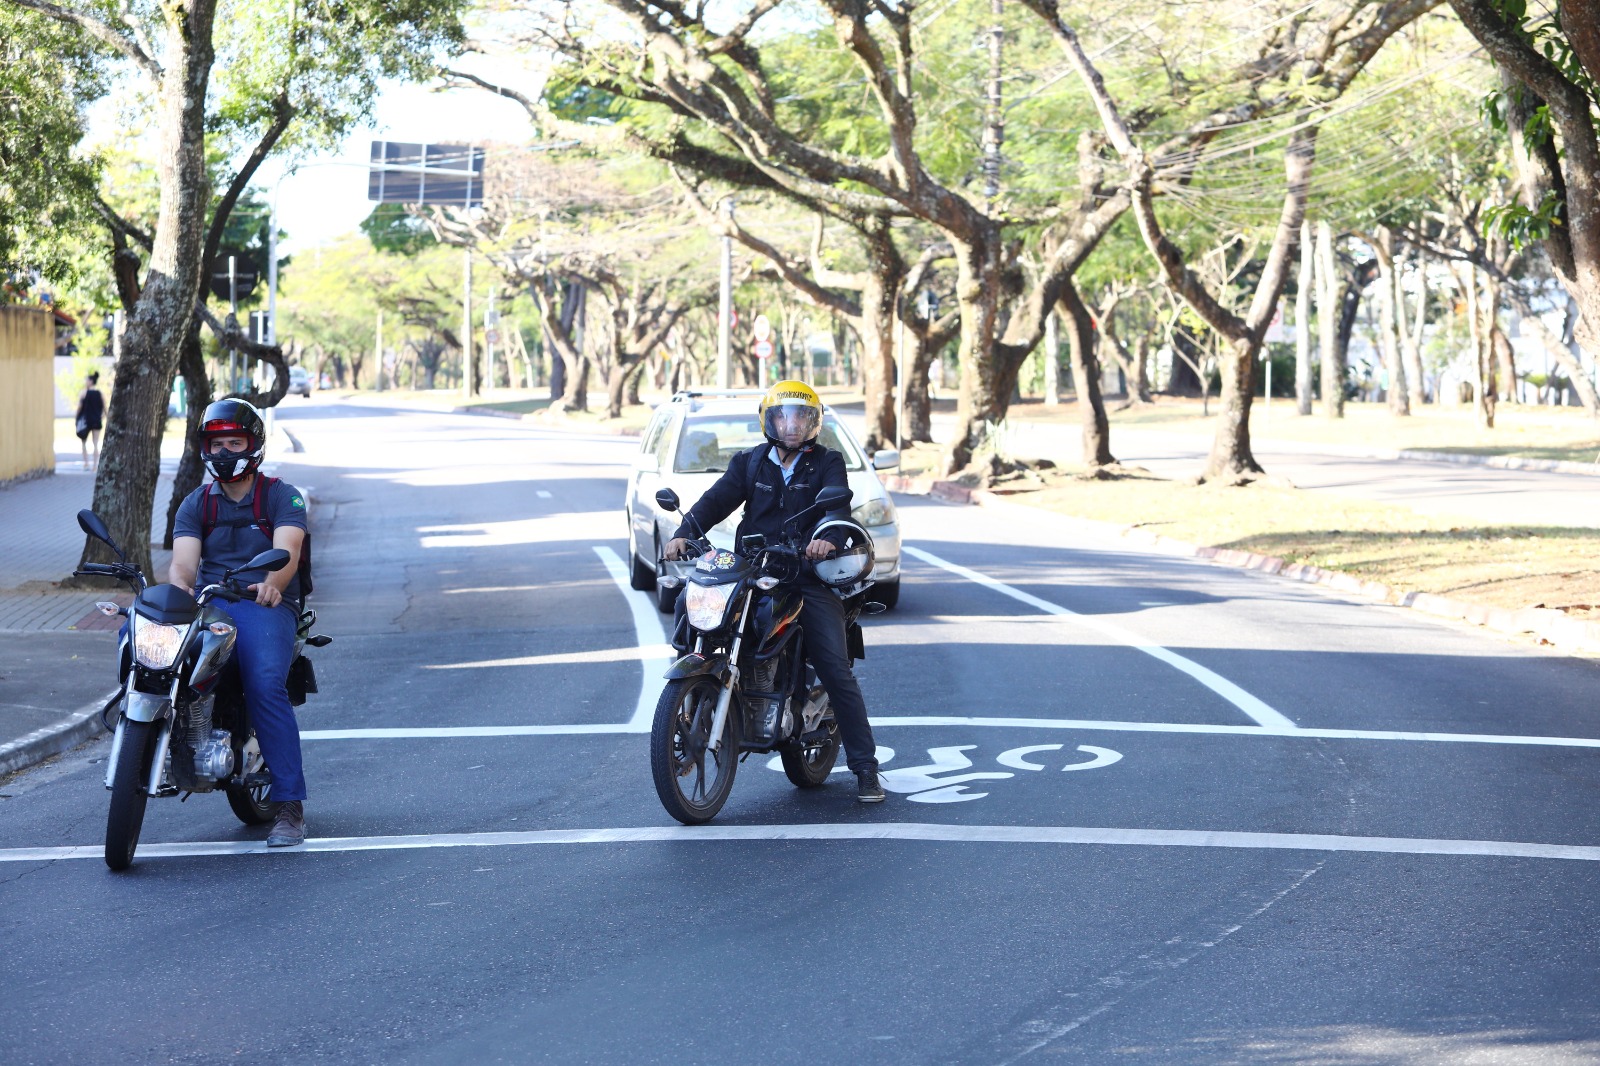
[672,414,864,474]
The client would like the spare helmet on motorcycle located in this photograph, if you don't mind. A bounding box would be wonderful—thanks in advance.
[198,398,266,484]
[758,379,823,451]
[808,517,875,594]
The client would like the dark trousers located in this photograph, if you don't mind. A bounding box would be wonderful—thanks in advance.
[673,584,879,775]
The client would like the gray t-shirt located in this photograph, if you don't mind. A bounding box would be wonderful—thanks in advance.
[174,477,309,607]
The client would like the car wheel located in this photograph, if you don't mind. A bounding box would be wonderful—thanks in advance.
[628,525,656,592]
[868,579,899,611]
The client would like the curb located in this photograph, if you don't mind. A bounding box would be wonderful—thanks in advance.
[883,473,1600,656]
[450,405,644,436]
[0,689,114,779]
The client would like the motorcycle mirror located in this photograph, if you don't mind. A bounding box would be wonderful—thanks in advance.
[77,509,126,560]
[655,488,681,513]
[231,548,291,576]
[814,485,851,511]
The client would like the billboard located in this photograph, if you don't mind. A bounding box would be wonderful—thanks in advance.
[367,141,486,207]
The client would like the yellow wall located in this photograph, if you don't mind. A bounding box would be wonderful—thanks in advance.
[0,307,57,482]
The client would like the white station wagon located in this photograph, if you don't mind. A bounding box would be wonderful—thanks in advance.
[624,391,903,612]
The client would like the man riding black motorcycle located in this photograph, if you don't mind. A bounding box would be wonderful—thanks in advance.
[665,380,885,802]
[170,399,311,845]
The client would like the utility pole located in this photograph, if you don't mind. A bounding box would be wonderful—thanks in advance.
[462,249,474,397]
[718,198,734,389]
[1044,311,1059,407]
[486,286,498,392]
[375,309,385,391]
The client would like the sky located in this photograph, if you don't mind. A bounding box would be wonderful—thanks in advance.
[261,69,537,256]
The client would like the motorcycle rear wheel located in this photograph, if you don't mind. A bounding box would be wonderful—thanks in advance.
[651,675,738,824]
[105,719,155,871]
[780,719,841,788]
[226,736,278,826]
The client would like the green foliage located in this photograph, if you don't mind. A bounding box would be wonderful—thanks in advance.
[361,204,438,256]
[0,9,105,289]
[1483,189,1563,250]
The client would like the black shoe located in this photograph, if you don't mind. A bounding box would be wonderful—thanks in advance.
[856,771,886,803]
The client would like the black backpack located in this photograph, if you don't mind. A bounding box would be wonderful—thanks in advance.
[200,476,314,598]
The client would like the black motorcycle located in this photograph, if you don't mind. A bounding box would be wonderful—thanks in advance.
[649,485,880,824]
[73,510,331,870]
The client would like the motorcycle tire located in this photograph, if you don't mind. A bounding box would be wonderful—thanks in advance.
[104,719,155,871]
[226,735,278,826]
[780,719,841,788]
[651,675,738,824]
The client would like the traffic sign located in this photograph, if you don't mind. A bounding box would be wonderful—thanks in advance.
[208,250,260,303]
[752,314,772,342]
[753,340,774,360]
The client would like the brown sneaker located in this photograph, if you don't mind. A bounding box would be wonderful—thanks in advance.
[266,801,306,847]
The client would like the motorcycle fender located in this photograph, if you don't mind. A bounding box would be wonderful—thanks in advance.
[663,652,729,681]
[124,691,172,723]
[846,621,865,662]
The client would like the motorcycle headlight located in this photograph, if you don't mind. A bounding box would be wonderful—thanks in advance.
[852,498,897,527]
[685,583,736,631]
[133,617,189,669]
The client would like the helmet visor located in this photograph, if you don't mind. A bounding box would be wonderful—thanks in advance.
[764,404,820,445]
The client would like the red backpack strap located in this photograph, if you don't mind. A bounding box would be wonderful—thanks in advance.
[252,476,278,537]
[201,483,218,538]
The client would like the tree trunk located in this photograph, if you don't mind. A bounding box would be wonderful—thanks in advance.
[945,227,1008,474]
[78,0,220,579]
[1316,220,1343,418]
[1375,229,1410,415]
[1295,218,1314,415]
[1395,247,1428,407]
[904,329,939,443]
[1059,282,1115,470]
[858,268,897,451]
[162,323,212,548]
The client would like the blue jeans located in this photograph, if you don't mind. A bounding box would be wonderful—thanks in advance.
[228,600,306,802]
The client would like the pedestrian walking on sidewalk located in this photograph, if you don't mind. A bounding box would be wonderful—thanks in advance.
[75,372,104,470]
[171,399,312,846]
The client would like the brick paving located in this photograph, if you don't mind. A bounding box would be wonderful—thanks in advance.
[0,451,176,633]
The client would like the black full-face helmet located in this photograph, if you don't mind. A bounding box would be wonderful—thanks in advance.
[198,398,266,483]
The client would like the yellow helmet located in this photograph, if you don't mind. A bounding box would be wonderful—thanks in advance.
[758,379,823,449]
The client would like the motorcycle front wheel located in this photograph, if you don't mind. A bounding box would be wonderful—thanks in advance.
[780,717,841,788]
[226,734,278,826]
[651,675,738,824]
[105,719,155,871]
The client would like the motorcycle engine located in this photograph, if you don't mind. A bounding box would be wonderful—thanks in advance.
[175,694,234,790]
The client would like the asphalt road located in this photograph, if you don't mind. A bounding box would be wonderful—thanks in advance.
[3,395,1599,1065]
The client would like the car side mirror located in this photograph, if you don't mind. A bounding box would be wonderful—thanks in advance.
[655,488,681,512]
[871,449,900,471]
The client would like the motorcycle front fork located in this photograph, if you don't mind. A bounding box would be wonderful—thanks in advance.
[705,589,755,754]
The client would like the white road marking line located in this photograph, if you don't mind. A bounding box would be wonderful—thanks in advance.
[299,716,1600,749]
[1063,745,1123,771]
[423,645,676,670]
[592,546,670,730]
[904,545,1298,731]
[3,822,1595,864]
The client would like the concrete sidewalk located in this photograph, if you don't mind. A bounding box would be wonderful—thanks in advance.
[0,453,178,778]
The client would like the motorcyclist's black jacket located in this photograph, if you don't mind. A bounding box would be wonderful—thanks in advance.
[672,444,852,550]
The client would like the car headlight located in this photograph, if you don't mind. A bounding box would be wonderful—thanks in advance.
[852,498,897,527]
[685,583,736,631]
[133,617,189,669]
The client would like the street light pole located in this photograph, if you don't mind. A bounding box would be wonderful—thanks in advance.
[462,248,474,397]
[718,198,733,389]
